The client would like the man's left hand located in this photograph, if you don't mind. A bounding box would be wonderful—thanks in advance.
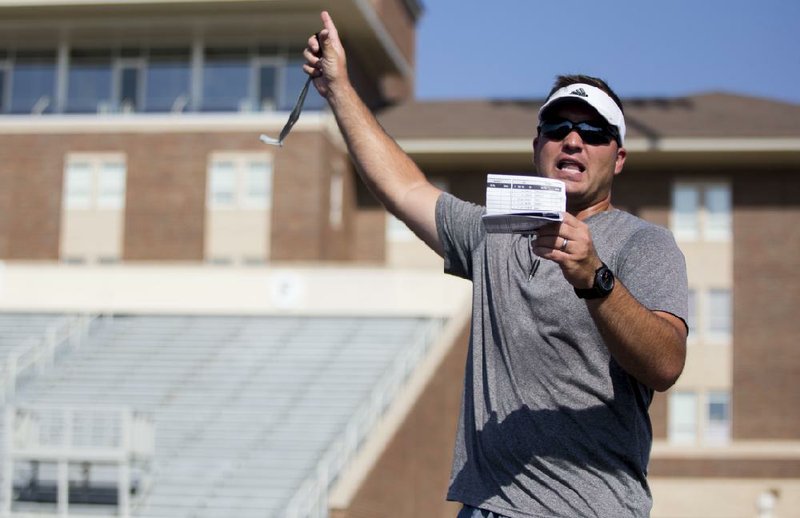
[532,213,603,289]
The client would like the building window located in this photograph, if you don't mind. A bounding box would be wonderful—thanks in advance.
[209,160,237,208]
[10,50,56,114]
[668,391,698,444]
[66,49,113,113]
[705,391,731,444]
[64,155,127,209]
[0,45,326,115]
[202,48,250,112]
[144,49,191,112]
[207,155,273,210]
[64,161,93,209]
[280,59,325,111]
[671,182,731,242]
[256,61,279,111]
[61,154,127,264]
[668,391,731,446]
[707,288,732,342]
[205,153,273,265]
[0,64,7,112]
[244,160,271,209]
[117,59,145,113]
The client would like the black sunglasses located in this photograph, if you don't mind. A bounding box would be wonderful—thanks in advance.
[538,119,620,146]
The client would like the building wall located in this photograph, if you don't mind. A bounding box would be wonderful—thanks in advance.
[330,315,468,518]
[732,167,800,439]
[0,130,371,263]
[369,0,417,68]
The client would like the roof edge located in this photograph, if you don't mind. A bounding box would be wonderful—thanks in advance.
[396,137,800,154]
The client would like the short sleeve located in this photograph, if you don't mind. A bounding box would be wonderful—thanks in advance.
[615,225,689,328]
[435,193,486,280]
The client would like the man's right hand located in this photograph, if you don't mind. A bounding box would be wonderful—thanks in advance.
[303,11,348,99]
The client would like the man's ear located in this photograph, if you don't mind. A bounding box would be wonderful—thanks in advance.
[614,146,627,175]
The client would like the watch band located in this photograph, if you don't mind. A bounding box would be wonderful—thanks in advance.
[574,263,615,299]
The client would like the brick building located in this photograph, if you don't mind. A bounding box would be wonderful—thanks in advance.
[1,0,799,517]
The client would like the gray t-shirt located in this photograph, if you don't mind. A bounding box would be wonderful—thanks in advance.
[436,193,688,518]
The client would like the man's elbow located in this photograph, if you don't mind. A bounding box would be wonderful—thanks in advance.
[651,365,683,392]
[651,351,686,392]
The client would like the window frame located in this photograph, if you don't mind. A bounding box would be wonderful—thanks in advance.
[671,181,732,243]
[62,153,127,211]
[206,152,274,211]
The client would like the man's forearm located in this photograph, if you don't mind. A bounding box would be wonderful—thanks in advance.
[587,281,687,391]
[327,83,426,211]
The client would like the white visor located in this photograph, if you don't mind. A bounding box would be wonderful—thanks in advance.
[538,83,626,145]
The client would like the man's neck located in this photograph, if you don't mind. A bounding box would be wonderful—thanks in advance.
[568,198,614,221]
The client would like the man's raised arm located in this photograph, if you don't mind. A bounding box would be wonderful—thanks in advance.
[303,11,443,256]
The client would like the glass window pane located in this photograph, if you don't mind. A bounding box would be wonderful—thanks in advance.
[705,185,731,241]
[120,67,139,112]
[245,161,271,208]
[706,391,731,444]
[209,161,236,208]
[668,392,697,444]
[0,68,6,112]
[708,289,732,337]
[258,65,277,111]
[97,162,126,209]
[11,52,56,114]
[202,49,249,112]
[280,61,325,111]
[66,50,113,113]
[145,52,190,112]
[65,162,93,209]
[672,184,699,241]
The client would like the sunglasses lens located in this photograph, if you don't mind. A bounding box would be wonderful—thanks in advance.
[540,121,572,141]
[575,123,612,145]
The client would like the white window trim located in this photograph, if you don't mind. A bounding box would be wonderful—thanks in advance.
[671,181,732,243]
[206,152,273,211]
[63,153,127,211]
[668,390,732,446]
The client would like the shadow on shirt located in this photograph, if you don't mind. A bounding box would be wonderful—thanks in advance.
[450,403,650,513]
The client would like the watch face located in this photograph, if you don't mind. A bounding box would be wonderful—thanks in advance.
[598,267,615,291]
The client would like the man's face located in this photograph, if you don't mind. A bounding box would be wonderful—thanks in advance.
[533,102,626,211]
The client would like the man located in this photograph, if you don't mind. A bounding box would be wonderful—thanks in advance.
[304,11,688,518]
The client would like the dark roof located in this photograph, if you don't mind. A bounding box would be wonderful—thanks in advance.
[377,92,800,140]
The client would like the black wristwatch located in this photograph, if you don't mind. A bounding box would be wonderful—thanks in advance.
[574,263,615,299]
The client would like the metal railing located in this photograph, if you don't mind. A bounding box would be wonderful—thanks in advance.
[284,317,445,518]
[2,405,154,518]
[0,314,102,403]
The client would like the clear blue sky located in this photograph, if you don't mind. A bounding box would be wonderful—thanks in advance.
[415,0,800,104]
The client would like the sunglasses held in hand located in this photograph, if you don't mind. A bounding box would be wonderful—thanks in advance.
[259,76,313,147]
[261,34,321,147]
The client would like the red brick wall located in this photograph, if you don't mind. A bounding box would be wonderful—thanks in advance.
[731,167,800,439]
[0,130,375,263]
[330,319,468,518]
[369,0,416,71]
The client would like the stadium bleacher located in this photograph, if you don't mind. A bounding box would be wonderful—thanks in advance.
[0,314,443,517]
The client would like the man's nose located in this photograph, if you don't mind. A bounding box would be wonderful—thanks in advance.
[562,130,584,150]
